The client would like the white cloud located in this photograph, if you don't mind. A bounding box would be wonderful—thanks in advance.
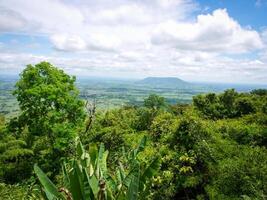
[0,0,84,34]
[152,9,263,53]
[88,4,153,25]
[50,34,87,51]
[0,0,197,51]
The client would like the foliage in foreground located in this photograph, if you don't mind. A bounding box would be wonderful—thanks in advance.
[34,136,160,200]
[0,182,43,200]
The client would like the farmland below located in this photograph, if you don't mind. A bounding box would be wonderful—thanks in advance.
[1,75,266,117]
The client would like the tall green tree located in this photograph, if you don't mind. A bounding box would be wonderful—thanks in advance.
[10,62,85,175]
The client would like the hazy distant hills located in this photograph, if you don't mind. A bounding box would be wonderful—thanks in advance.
[136,77,190,88]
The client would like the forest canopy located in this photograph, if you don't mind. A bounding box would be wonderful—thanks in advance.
[0,62,266,200]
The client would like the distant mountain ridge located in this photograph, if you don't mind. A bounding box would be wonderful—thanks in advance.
[137,77,190,88]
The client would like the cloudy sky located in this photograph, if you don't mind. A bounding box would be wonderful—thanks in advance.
[0,0,267,83]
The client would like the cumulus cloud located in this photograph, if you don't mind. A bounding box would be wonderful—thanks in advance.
[0,0,197,52]
[152,9,263,53]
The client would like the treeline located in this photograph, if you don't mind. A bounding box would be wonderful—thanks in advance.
[0,62,266,199]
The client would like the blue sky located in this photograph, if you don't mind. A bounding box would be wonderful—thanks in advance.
[0,0,267,83]
[198,0,267,30]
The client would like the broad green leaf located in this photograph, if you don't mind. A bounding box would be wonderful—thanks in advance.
[89,144,98,168]
[126,164,140,200]
[140,157,161,191]
[89,174,99,197]
[34,164,64,200]
[77,140,84,158]
[100,150,109,177]
[135,136,147,155]
[62,161,70,188]
[83,168,95,200]
[96,143,105,179]
[81,152,90,168]
[69,161,84,200]
[142,157,161,180]
[98,143,105,161]
[123,164,140,188]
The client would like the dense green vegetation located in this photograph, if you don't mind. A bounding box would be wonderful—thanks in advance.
[0,62,266,199]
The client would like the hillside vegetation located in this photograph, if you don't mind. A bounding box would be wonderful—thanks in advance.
[0,62,266,199]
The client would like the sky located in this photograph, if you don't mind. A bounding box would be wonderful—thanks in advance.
[0,0,267,83]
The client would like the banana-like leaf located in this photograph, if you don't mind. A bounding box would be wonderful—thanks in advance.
[34,164,64,200]
[135,136,147,156]
[123,163,140,188]
[83,168,95,200]
[126,164,140,200]
[89,143,98,169]
[115,162,126,191]
[62,161,70,188]
[142,157,161,180]
[36,139,158,200]
[98,143,105,160]
[129,136,147,160]
[140,157,161,191]
[95,143,105,179]
[89,174,99,197]
[69,161,84,200]
[89,163,94,177]
[77,140,85,158]
[100,150,109,177]
[81,152,90,168]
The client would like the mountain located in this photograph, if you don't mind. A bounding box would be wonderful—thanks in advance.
[136,77,190,88]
